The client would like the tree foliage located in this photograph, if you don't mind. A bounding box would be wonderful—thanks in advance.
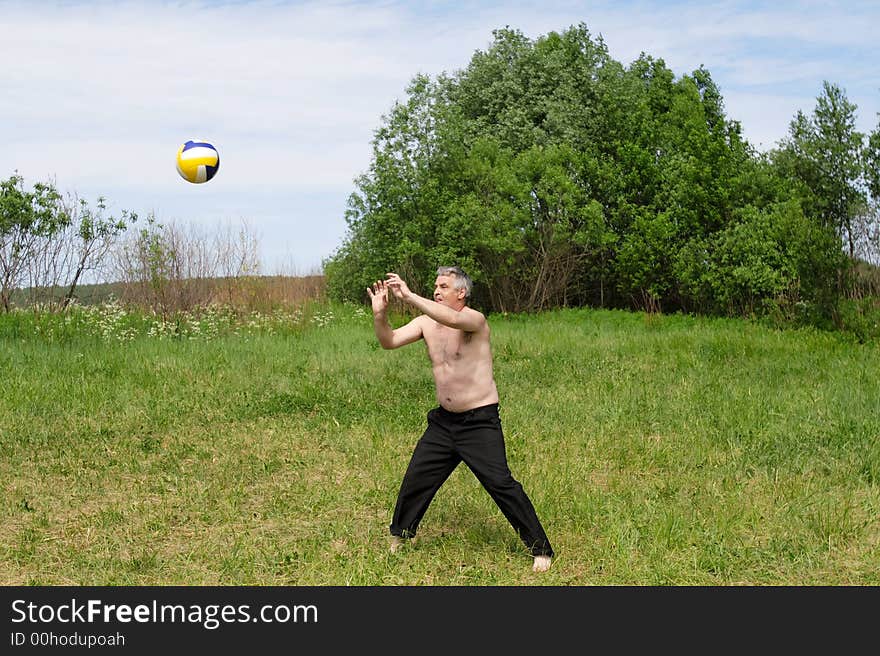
[0,173,65,311]
[775,82,871,258]
[0,173,135,311]
[325,24,876,322]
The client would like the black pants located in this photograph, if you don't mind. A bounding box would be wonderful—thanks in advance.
[390,403,553,558]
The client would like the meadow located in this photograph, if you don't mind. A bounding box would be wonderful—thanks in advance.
[1,301,878,585]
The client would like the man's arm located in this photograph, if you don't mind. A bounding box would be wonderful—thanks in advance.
[367,279,425,349]
[403,293,485,332]
[374,314,425,349]
[385,273,486,332]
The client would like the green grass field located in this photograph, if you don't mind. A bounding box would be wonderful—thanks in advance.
[1,303,878,585]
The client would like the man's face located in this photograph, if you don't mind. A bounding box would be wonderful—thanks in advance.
[433,274,465,307]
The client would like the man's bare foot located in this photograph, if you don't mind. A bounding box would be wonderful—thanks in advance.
[390,536,404,554]
[533,555,552,573]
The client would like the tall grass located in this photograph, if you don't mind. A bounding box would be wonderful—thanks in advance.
[1,304,878,585]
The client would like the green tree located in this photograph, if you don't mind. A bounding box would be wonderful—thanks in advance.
[1,174,136,311]
[776,82,868,257]
[24,193,137,311]
[867,120,880,200]
[865,119,880,265]
[0,173,65,311]
[325,23,839,322]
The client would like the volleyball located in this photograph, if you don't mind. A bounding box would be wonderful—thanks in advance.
[176,140,220,184]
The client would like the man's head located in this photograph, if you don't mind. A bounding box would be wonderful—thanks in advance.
[434,266,472,309]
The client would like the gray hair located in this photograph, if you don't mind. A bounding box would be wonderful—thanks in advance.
[436,266,472,299]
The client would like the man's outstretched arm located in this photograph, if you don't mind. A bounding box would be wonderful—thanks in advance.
[367,279,425,349]
[385,272,486,332]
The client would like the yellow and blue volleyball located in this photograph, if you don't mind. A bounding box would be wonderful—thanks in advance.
[175,140,220,184]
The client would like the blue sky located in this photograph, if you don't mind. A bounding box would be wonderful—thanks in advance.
[2,0,878,275]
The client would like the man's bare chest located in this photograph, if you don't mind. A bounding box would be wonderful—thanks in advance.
[424,324,474,364]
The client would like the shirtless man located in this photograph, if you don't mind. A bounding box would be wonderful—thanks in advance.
[367,266,554,573]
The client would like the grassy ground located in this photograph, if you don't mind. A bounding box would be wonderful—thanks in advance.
[1,303,878,585]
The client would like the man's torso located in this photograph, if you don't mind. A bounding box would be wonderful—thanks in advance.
[420,316,499,412]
